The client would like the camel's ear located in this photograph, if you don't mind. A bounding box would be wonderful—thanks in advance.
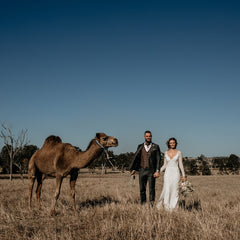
[96,133,101,140]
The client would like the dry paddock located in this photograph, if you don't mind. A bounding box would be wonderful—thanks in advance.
[0,172,240,240]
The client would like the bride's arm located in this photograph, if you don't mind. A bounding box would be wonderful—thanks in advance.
[178,151,185,177]
[160,153,167,172]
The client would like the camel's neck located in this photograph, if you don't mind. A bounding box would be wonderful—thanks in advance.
[73,140,104,169]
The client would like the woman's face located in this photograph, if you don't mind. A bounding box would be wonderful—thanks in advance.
[169,140,176,149]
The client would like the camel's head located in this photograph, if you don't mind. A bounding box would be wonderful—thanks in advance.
[95,133,118,148]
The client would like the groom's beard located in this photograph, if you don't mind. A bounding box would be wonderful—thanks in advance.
[145,140,152,145]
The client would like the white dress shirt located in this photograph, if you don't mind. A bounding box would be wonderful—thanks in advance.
[144,142,152,152]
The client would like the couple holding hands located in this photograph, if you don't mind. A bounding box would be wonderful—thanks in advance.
[129,130,186,211]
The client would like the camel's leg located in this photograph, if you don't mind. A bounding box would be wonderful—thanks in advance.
[70,169,79,212]
[36,172,43,209]
[50,175,63,216]
[29,177,36,210]
[28,158,36,210]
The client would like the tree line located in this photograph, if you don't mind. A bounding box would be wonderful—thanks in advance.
[0,144,239,176]
[0,123,239,178]
[183,154,240,175]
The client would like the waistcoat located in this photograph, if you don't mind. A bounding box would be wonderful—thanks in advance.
[140,146,151,169]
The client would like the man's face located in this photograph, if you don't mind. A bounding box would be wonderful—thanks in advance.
[144,132,152,144]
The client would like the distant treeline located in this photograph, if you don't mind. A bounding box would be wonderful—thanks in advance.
[0,145,239,175]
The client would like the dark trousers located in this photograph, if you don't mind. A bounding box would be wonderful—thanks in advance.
[139,168,156,204]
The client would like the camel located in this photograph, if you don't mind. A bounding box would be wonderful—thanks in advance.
[28,132,118,215]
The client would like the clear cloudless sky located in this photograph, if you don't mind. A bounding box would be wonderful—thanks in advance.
[0,0,240,157]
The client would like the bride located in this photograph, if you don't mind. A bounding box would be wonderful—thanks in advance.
[156,137,186,211]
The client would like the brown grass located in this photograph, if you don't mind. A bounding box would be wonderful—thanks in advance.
[0,173,240,240]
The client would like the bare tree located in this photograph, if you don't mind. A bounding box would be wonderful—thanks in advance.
[0,122,29,180]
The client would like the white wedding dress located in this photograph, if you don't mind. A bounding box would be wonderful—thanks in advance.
[156,150,185,211]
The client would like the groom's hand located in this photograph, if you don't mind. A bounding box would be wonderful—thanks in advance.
[153,171,160,178]
[131,170,135,175]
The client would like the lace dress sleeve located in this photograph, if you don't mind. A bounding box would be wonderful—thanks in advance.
[160,152,167,172]
[178,151,185,177]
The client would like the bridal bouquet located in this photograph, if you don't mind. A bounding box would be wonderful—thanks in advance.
[179,180,194,197]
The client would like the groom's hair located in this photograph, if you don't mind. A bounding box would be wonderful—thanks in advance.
[144,130,152,135]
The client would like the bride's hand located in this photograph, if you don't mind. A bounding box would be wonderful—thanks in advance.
[182,176,187,182]
[153,172,160,178]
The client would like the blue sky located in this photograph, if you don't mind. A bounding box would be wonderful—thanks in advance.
[1,0,240,157]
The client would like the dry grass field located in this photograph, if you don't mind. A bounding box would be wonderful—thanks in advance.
[0,172,240,240]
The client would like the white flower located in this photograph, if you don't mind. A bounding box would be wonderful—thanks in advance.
[178,180,194,197]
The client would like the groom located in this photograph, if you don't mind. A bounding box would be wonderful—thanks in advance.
[130,130,162,204]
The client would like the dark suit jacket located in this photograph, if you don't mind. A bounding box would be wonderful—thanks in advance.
[129,143,161,172]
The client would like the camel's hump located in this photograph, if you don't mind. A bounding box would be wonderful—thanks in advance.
[44,135,62,145]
